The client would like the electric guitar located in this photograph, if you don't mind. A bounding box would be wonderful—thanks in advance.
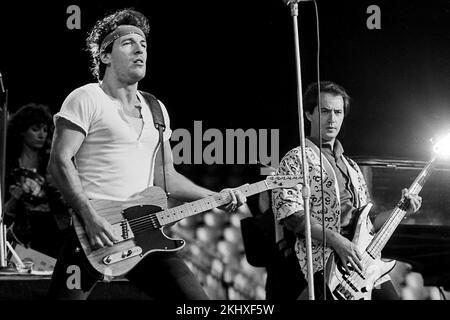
[326,154,439,300]
[73,175,302,277]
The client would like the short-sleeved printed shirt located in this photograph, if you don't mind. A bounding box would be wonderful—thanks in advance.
[272,138,370,276]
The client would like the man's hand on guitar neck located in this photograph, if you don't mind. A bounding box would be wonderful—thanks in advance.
[372,188,423,231]
[217,187,247,213]
[401,188,422,216]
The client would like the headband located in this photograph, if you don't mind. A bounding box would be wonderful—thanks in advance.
[100,25,146,53]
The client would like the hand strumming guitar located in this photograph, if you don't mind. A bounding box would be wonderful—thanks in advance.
[77,206,119,250]
[327,231,363,276]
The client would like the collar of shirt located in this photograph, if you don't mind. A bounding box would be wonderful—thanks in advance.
[307,136,345,159]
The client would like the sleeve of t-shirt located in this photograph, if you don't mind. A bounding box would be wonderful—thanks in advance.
[158,100,172,142]
[53,87,97,136]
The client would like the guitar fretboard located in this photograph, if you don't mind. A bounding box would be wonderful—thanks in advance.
[156,181,269,226]
[366,155,437,258]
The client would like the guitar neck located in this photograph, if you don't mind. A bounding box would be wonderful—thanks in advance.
[366,155,438,257]
[156,181,269,226]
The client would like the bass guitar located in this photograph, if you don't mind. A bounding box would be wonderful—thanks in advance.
[326,151,441,300]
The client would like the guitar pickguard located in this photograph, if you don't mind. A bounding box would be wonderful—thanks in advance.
[74,186,187,277]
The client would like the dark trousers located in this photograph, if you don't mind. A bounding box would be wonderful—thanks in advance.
[265,252,307,300]
[47,230,209,300]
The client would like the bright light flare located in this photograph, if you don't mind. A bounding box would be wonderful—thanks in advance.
[433,133,450,158]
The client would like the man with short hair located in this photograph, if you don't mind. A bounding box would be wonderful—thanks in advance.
[47,8,245,300]
[272,81,422,299]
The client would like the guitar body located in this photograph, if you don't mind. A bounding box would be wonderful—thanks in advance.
[73,186,185,277]
[326,203,396,300]
[71,175,304,277]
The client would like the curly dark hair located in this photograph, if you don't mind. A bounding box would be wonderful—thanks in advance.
[86,8,150,81]
[6,103,53,174]
[303,81,351,116]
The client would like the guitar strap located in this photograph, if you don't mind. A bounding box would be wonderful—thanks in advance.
[139,91,168,196]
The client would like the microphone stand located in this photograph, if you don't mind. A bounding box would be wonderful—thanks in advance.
[284,0,315,300]
[0,75,24,270]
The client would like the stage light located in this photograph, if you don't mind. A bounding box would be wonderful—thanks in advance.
[432,133,450,159]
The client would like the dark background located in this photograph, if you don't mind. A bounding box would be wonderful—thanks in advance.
[1,0,450,174]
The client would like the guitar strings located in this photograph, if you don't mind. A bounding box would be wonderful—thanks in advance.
[345,171,426,295]
[120,183,262,235]
[120,183,262,237]
[344,210,404,295]
[124,193,230,234]
[336,168,427,298]
[126,183,260,229]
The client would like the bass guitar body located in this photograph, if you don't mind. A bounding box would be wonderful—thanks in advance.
[326,203,396,300]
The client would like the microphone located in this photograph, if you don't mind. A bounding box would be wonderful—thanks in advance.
[0,72,5,94]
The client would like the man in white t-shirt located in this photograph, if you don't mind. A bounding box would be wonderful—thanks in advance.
[47,8,245,300]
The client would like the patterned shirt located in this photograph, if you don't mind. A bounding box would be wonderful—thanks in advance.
[308,137,363,239]
[272,138,370,276]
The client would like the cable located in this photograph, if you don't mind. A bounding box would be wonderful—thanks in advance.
[311,0,326,300]
[438,286,447,300]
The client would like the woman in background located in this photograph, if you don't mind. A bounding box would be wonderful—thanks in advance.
[4,103,70,258]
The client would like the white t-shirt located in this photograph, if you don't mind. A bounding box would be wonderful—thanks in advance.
[54,83,172,201]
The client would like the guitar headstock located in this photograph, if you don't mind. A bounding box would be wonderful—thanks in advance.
[265,175,302,189]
